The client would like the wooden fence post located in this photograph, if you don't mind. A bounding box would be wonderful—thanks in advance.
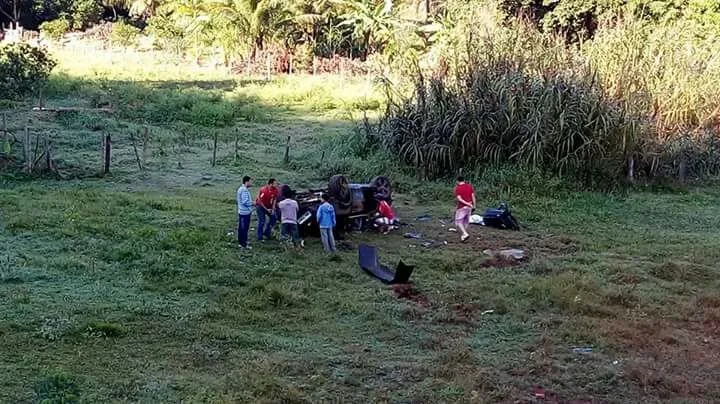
[234,130,239,162]
[103,134,111,175]
[1,113,6,152]
[679,158,687,184]
[283,136,291,164]
[212,132,218,167]
[23,126,31,174]
[130,130,143,171]
[142,127,149,162]
[266,54,271,81]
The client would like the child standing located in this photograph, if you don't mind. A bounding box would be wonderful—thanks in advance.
[278,193,303,248]
[316,193,336,253]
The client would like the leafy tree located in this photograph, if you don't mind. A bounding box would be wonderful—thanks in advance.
[71,0,103,29]
[337,0,399,59]
[39,16,69,39]
[0,42,56,98]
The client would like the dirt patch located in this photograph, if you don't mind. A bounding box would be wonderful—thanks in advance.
[392,283,430,307]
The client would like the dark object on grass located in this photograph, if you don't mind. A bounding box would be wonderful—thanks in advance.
[403,232,422,239]
[289,175,394,238]
[358,244,414,284]
[415,214,432,222]
[482,202,520,230]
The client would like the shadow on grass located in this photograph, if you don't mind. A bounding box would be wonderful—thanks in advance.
[43,74,285,128]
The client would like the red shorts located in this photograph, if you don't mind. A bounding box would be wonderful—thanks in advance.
[455,207,472,226]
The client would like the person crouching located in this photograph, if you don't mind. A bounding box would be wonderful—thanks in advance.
[374,198,398,234]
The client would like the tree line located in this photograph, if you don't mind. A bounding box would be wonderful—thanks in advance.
[3,0,718,65]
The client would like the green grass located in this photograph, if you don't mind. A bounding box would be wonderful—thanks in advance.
[2,41,720,402]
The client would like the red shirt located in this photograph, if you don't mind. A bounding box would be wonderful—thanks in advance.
[256,185,278,209]
[454,182,474,209]
[377,200,395,220]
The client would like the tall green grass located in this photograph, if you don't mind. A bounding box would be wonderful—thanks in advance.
[363,3,720,183]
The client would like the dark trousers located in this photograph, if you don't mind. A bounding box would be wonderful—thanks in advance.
[237,214,251,247]
[256,206,276,240]
[281,223,300,244]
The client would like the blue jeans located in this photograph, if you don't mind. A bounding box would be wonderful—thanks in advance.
[281,223,300,245]
[256,206,276,240]
[237,214,251,247]
[320,227,336,252]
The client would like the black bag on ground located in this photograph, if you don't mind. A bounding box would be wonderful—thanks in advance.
[482,202,520,230]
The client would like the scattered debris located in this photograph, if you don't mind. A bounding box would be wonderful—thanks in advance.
[416,214,432,222]
[499,249,526,260]
[483,248,527,261]
[403,232,422,239]
[359,244,414,284]
[481,309,495,316]
[482,202,520,230]
[448,228,457,232]
[572,347,593,354]
[533,386,546,399]
[470,214,484,225]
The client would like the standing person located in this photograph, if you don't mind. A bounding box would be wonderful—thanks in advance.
[316,193,337,253]
[278,190,303,248]
[454,176,476,242]
[236,176,254,249]
[255,178,279,241]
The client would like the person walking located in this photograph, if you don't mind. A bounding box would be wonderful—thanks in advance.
[256,178,279,241]
[236,176,254,249]
[316,193,336,253]
[278,190,303,249]
[453,176,476,242]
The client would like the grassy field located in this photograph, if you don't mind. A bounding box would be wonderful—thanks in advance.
[2,41,720,403]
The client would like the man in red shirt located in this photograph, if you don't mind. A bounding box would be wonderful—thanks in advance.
[256,178,279,241]
[453,176,476,242]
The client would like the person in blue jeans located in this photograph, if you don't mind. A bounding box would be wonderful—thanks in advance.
[236,176,253,249]
[255,178,279,241]
[316,193,336,253]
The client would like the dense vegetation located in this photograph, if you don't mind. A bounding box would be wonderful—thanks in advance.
[365,1,720,182]
[0,42,56,97]
[2,1,719,183]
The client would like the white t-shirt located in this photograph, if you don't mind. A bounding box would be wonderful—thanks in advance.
[278,199,299,224]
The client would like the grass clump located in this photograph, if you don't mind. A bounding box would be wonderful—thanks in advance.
[84,321,126,338]
[33,370,81,403]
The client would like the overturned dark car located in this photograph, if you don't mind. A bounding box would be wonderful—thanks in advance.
[279,175,392,238]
